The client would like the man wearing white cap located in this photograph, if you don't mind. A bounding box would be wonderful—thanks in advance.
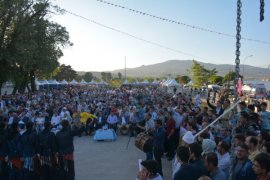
[172,131,195,177]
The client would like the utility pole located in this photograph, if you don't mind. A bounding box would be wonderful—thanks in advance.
[125,56,126,80]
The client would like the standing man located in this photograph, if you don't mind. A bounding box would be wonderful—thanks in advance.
[173,146,196,180]
[56,120,82,180]
[137,113,155,160]
[20,121,39,180]
[38,121,57,180]
[231,144,256,180]
[260,102,270,132]
[153,119,165,176]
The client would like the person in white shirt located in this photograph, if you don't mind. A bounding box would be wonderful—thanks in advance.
[217,140,231,179]
[107,111,118,132]
[51,110,61,127]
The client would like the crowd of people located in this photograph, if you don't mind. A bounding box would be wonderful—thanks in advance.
[0,85,270,180]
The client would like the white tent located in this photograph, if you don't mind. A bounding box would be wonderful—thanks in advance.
[98,80,108,86]
[80,79,87,85]
[165,79,180,87]
[60,79,69,85]
[143,80,149,84]
[163,79,182,94]
[70,79,78,85]
[47,79,59,85]
[152,80,159,85]
[89,80,96,85]
[122,79,129,85]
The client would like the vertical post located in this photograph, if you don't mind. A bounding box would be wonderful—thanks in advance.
[229,1,242,180]
[234,0,242,104]
[125,56,127,80]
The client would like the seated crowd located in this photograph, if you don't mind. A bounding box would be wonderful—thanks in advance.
[0,85,270,180]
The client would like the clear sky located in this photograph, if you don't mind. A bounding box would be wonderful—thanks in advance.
[51,0,270,72]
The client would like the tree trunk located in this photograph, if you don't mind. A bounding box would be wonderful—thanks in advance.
[30,69,36,92]
[12,82,19,94]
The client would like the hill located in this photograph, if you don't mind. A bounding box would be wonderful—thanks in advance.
[78,60,269,79]
[111,60,267,79]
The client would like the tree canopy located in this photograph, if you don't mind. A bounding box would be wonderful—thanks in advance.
[189,60,218,87]
[0,0,71,93]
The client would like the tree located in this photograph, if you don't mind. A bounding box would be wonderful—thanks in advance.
[0,0,71,93]
[190,60,218,87]
[53,64,77,81]
[223,71,236,83]
[176,75,191,84]
[83,72,93,82]
[209,75,224,85]
[101,72,112,82]
[118,72,122,79]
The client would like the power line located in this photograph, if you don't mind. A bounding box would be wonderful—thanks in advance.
[62,9,213,62]
[96,0,270,45]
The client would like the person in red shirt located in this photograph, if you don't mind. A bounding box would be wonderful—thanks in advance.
[166,111,175,160]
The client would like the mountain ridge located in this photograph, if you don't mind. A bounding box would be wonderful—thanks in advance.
[78,60,269,79]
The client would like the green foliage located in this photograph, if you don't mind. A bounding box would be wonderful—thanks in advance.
[209,75,224,85]
[0,0,71,93]
[83,72,93,82]
[117,72,122,79]
[190,60,218,87]
[175,75,191,84]
[143,77,154,82]
[53,64,77,81]
[223,71,236,83]
[110,79,123,88]
[101,72,112,82]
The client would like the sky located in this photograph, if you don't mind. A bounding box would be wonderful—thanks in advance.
[51,0,270,72]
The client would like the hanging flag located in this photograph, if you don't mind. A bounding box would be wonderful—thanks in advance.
[237,77,242,96]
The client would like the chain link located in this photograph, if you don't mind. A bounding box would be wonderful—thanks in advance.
[234,0,242,103]
[229,1,242,180]
[260,0,265,21]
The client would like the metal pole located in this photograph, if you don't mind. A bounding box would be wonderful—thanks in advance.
[125,56,127,80]
[234,0,242,104]
[229,1,242,180]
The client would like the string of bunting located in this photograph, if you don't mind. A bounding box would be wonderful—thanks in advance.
[96,0,270,45]
[62,9,213,62]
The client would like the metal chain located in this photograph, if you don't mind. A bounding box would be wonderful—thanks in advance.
[260,0,265,21]
[234,0,242,103]
[229,1,242,180]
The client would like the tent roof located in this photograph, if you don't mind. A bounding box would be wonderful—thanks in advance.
[164,79,181,87]
[70,79,78,84]
[80,79,87,84]
[47,79,59,84]
[60,79,69,84]
[122,79,129,85]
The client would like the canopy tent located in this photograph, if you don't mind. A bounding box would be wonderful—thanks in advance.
[142,80,149,85]
[60,79,69,85]
[162,79,182,94]
[122,79,129,85]
[97,80,108,86]
[46,79,59,89]
[35,80,49,90]
[89,80,96,85]
[80,79,88,85]
[70,79,78,85]
[151,80,159,85]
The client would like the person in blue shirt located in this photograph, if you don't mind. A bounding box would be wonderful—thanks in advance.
[153,119,165,176]
[260,102,270,132]
[232,143,256,180]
